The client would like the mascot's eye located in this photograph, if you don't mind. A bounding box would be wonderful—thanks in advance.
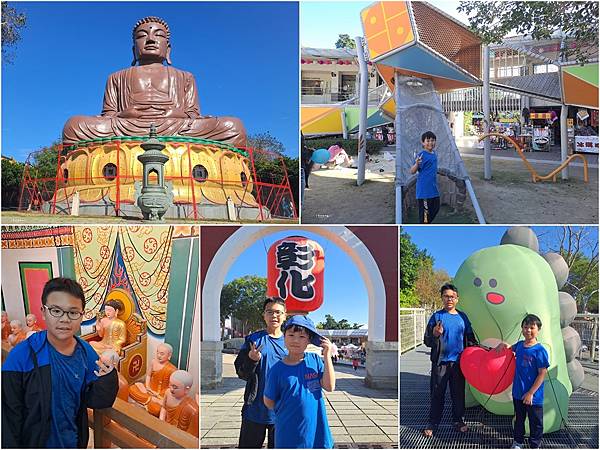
[473,277,482,287]
[489,278,497,288]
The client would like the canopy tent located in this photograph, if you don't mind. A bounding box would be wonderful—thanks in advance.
[301,106,344,135]
[561,63,599,109]
[301,105,393,136]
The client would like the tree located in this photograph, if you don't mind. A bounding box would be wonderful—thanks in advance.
[540,226,599,313]
[1,2,27,64]
[220,276,267,337]
[317,314,363,330]
[1,157,25,209]
[248,132,285,155]
[458,1,599,64]
[335,34,356,49]
[400,231,430,307]
[414,258,451,311]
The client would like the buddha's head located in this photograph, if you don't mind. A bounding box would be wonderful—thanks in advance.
[1,311,7,324]
[104,299,124,319]
[26,314,37,328]
[169,370,193,400]
[156,342,174,364]
[132,16,172,66]
[10,320,23,334]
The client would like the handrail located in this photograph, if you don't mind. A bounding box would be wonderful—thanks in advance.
[478,132,589,183]
[90,397,198,449]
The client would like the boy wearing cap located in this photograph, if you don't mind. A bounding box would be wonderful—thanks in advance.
[263,315,335,449]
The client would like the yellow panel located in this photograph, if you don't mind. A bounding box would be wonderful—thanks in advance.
[301,106,341,127]
[361,1,414,61]
[302,110,343,135]
[381,96,396,117]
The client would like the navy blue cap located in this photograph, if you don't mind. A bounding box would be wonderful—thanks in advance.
[282,315,323,346]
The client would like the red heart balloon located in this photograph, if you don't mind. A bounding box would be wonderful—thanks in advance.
[460,346,515,395]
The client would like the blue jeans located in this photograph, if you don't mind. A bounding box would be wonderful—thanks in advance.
[513,399,543,448]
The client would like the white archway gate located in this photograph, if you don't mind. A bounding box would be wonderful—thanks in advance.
[201,226,398,389]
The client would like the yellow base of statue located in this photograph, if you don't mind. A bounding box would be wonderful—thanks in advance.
[55,137,259,207]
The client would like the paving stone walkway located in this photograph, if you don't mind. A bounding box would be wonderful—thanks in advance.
[201,353,398,448]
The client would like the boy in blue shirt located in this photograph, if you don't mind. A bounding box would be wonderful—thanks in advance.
[423,283,477,437]
[235,297,288,448]
[264,315,335,449]
[2,277,118,448]
[496,314,549,449]
[410,131,440,223]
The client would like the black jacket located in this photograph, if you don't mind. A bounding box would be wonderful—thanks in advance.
[1,331,119,448]
[234,345,260,406]
[424,309,478,365]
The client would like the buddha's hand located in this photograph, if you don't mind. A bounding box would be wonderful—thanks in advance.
[95,350,118,376]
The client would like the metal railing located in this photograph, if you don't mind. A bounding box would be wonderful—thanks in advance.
[400,308,428,354]
[572,313,599,362]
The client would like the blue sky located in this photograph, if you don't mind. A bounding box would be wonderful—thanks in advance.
[300,1,467,48]
[225,229,368,327]
[403,226,599,276]
[2,2,299,161]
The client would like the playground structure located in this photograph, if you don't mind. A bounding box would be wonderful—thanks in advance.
[478,133,589,183]
[18,137,297,222]
[360,1,486,223]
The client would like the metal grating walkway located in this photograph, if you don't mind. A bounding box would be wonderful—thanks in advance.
[401,346,599,449]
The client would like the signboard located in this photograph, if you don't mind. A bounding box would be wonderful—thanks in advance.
[267,236,324,313]
[574,135,599,154]
[530,112,551,120]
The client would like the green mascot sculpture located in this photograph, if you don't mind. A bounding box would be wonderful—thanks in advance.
[454,226,583,433]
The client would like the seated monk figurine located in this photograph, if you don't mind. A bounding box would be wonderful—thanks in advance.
[62,16,246,148]
[1,311,10,342]
[129,342,177,416]
[159,370,199,437]
[25,313,42,337]
[8,320,28,348]
[90,299,127,355]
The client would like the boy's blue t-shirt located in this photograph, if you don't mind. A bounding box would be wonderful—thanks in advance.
[427,310,471,362]
[415,150,439,199]
[511,341,550,406]
[264,352,333,449]
[241,330,287,424]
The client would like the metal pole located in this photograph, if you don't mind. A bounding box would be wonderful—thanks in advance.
[465,178,486,223]
[483,45,492,179]
[394,69,403,224]
[355,36,368,186]
[560,104,569,180]
[341,109,348,139]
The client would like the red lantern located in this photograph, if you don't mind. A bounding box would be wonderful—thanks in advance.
[267,236,324,313]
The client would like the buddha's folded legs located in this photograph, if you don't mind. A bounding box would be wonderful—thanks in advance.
[63,115,247,148]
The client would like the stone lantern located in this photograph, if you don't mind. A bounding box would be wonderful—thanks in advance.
[135,124,173,221]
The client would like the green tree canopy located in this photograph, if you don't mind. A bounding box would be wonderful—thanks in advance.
[458,1,599,64]
[1,157,25,209]
[220,276,268,337]
[400,230,435,307]
[335,34,356,49]
[1,2,27,64]
[316,314,363,330]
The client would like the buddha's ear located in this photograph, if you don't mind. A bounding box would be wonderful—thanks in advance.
[166,44,172,66]
[131,45,137,66]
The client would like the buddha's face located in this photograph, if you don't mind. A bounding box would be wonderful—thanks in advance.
[26,316,36,327]
[1,312,7,324]
[105,305,117,319]
[11,323,21,334]
[169,377,190,400]
[156,344,172,363]
[134,21,169,64]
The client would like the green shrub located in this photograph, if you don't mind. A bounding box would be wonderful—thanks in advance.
[304,138,386,156]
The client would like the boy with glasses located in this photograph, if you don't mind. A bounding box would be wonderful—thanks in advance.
[2,277,119,448]
[235,297,288,448]
[423,283,477,437]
